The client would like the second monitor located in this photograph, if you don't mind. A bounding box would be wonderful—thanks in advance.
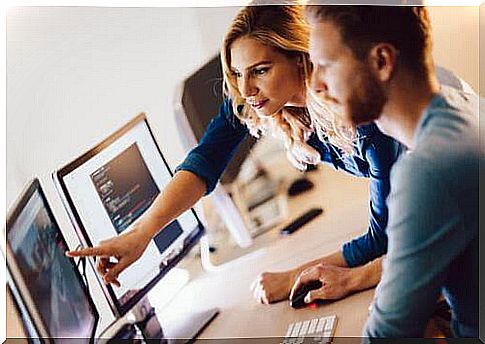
[53,113,205,319]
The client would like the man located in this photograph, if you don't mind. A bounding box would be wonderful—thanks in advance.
[295,5,479,338]
[253,63,474,306]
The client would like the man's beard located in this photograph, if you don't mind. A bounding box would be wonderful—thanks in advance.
[346,65,387,127]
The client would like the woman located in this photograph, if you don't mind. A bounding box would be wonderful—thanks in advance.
[67,4,402,303]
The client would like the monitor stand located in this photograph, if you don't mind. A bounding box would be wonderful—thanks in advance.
[131,296,219,343]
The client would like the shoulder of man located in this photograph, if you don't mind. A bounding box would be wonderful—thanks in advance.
[417,86,478,152]
[435,65,476,94]
[392,88,480,201]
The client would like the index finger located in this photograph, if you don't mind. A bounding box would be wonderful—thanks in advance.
[65,246,107,258]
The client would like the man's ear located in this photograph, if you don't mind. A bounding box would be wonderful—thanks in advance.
[296,54,304,67]
[368,43,398,82]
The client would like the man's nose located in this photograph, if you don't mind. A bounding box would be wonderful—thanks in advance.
[310,66,329,96]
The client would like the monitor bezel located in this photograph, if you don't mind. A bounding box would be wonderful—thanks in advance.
[53,113,205,316]
[5,178,100,342]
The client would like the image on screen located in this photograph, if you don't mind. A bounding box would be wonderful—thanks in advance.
[56,115,202,314]
[7,187,97,341]
[90,143,159,233]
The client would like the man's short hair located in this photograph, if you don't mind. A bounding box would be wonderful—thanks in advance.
[305,5,433,75]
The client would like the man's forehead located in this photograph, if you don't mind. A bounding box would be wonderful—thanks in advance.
[309,21,344,59]
[310,21,343,45]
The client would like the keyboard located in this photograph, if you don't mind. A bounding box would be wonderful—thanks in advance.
[282,315,337,344]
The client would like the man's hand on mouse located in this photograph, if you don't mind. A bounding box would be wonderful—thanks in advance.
[251,269,299,304]
[290,264,357,304]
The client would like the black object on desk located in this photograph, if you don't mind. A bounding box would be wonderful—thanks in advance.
[288,177,314,197]
[280,207,323,236]
[305,164,319,172]
[290,280,323,309]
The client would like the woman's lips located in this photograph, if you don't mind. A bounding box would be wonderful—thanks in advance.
[250,99,268,110]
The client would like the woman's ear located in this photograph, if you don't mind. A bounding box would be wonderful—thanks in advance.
[368,43,398,82]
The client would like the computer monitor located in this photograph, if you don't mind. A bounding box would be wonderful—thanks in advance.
[53,113,205,319]
[174,54,256,185]
[173,54,259,249]
[5,178,99,342]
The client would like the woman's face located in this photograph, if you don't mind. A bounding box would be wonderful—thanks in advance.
[230,36,306,117]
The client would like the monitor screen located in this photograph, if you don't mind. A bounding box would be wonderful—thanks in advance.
[177,54,256,185]
[6,178,98,342]
[54,113,204,316]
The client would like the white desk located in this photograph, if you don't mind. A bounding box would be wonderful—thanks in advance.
[153,163,375,340]
[5,161,374,341]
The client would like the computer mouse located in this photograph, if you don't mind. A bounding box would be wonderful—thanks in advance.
[287,177,314,197]
[290,280,323,309]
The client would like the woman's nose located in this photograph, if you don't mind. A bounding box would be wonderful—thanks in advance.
[240,75,258,98]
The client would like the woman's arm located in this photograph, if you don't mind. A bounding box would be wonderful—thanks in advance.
[134,170,208,239]
[68,99,250,285]
[341,127,403,267]
[68,170,207,286]
[175,99,249,194]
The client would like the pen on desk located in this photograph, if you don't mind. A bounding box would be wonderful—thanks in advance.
[280,207,323,236]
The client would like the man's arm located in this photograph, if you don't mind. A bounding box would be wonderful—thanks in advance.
[363,158,474,338]
[252,128,399,304]
[289,255,383,303]
[252,249,384,304]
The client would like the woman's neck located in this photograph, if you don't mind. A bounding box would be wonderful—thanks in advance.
[286,85,307,108]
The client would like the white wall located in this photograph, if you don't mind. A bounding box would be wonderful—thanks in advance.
[6,5,242,334]
[480,3,485,97]
[6,6,241,206]
[428,6,479,95]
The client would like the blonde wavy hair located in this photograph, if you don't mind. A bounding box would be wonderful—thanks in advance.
[221,3,356,169]
[306,89,356,155]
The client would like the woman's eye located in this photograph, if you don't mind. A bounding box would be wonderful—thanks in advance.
[254,68,268,76]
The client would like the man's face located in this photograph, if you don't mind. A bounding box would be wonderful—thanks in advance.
[308,20,386,127]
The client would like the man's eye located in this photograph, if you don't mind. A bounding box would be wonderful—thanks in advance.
[317,63,328,71]
[232,71,242,78]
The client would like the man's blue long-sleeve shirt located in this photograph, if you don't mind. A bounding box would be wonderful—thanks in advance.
[176,99,402,267]
[363,87,479,339]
